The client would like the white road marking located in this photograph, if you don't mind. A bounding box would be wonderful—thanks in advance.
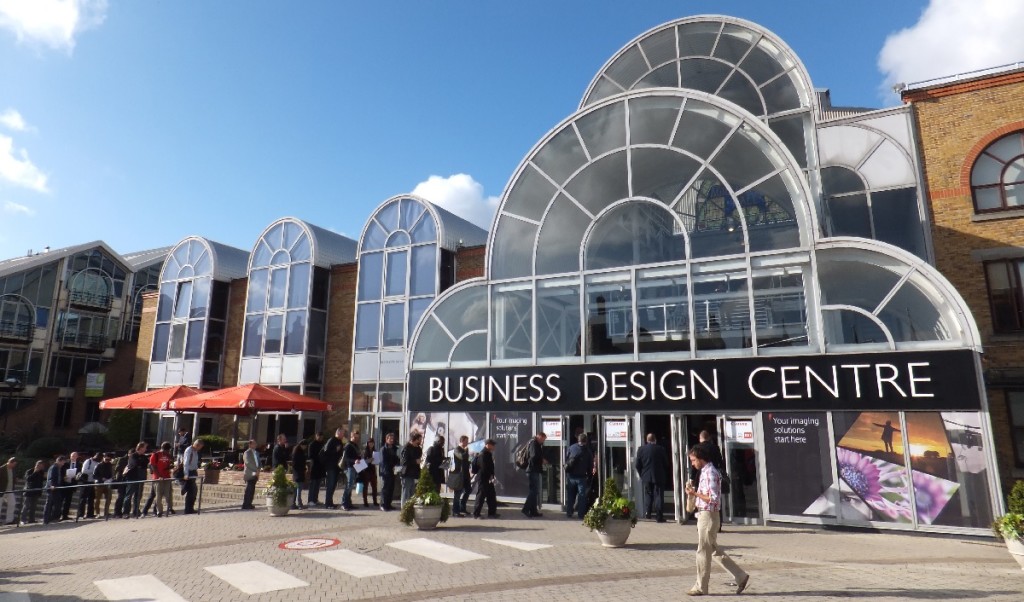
[204,560,308,595]
[304,549,406,577]
[481,538,553,551]
[94,575,187,602]
[387,538,489,564]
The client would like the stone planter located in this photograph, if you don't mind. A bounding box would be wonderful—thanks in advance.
[266,493,295,517]
[1006,538,1024,571]
[201,469,220,485]
[413,504,443,530]
[596,517,633,548]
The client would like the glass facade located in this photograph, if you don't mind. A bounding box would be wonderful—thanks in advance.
[150,238,231,388]
[239,219,331,394]
[406,15,998,534]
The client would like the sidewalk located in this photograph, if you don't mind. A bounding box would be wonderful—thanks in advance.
[1,504,1020,601]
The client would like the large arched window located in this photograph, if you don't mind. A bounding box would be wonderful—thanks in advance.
[971,131,1024,213]
[150,237,234,388]
[0,294,34,342]
[240,219,343,394]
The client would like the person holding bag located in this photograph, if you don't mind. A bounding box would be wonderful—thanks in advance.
[359,438,378,508]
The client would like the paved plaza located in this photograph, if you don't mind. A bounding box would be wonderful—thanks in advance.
[1,501,1021,601]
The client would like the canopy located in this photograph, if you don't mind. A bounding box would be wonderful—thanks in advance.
[98,385,201,411]
[167,383,333,414]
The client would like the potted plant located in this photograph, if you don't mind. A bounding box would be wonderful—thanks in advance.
[263,465,297,517]
[583,477,637,548]
[399,472,451,530]
[200,459,222,485]
[993,480,1024,571]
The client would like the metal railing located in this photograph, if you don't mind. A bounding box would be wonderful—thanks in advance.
[0,319,33,342]
[0,475,208,528]
[68,290,112,310]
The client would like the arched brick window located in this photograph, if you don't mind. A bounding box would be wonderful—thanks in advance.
[971,131,1024,213]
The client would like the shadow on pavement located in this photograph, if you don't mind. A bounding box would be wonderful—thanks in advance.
[0,569,74,586]
[620,542,695,551]
[754,589,1019,598]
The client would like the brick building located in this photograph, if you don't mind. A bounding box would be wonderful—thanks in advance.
[902,64,1024,492]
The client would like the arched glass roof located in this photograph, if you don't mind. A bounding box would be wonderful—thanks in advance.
[488,89,813,280]
[581,15,814,119]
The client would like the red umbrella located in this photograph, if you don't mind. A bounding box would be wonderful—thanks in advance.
[167,383,334,414]
[99,385,201,411]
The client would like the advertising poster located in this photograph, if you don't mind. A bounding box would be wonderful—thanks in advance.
[85,373,105,397]
[542,419,562,440]
[762,412,833,517]
[604,420,628,442]
[490,412,531,498]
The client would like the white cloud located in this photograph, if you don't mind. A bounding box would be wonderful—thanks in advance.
[411,173,499,231]
[0,0,107,52]
[0,108,32,132]
[0,134,49,193]
[3,200,34,216]
[879,0,1024,92]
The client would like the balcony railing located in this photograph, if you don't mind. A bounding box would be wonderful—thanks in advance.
[69,290,113,311]
[59,332,109,352]
[0,320,33,343]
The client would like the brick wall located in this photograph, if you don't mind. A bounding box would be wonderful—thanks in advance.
[133,291,158,391]
[323,262,357,432]
[908,76,1024,489]
[222,277,248,388]
[456,244,486,282]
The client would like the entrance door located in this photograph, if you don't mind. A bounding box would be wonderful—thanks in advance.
[640,414,674,518]
[722,417,761,524]
[378,418,401,443]
[599,416,635,500]
[541,415,567,508]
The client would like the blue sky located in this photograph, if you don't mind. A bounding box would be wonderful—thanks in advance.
[2,0,1023,261]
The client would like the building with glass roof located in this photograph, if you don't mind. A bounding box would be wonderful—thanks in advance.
[404,15,999,535]
[0,241,168,436]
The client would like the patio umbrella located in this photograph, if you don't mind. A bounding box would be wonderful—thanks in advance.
[167,383,333,414]
[98,385,201,411]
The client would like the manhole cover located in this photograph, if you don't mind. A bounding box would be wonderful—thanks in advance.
[279,537,341,550]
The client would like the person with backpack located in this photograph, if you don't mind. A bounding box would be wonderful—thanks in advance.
[521,433,547,518]
[564,433,594,520]
[399,431,423,506]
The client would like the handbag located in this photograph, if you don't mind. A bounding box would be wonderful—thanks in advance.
[686,493,697,514]
[445,472,464,491]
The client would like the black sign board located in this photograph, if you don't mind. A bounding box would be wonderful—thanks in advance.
[407,349,980,413]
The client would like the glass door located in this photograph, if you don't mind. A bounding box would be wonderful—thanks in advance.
[541,415,567,510]
[722,416,761,524]
[599,416,635,500]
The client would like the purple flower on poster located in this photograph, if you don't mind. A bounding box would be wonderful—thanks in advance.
[912,470,959,524]
[837,447,882,503]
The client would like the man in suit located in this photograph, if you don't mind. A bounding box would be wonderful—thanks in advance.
[635,433,670,522]
[61,451,80,520]
[320,428,344,509]
[43,455,67,524]
[0,457,18,525]
[473,439,499,519]
[241,439,260,510]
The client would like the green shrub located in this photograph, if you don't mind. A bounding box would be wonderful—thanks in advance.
[197,434,229,452]
[583,477,637,531]
[399,472,451,526]
[1007,480,1024,515]
[22,436,67,459]
[262,465,296,506]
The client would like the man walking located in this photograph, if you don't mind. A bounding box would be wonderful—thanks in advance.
[182,439,204,514]
[451,435,472,517]
[472,439,499,519]
[685,446,749,596]
[0,457,18,525]
[379,432,399,511]
[307,432,325,506]
[320,428,344,509]
[564,433,593,520]
[635,433,669,522]
[241,439,260,510]
[521,432,546,518]
[340,431,361,511]
[399,431,422,506]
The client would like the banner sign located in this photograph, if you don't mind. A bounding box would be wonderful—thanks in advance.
[85,373,105,398]
[407,349,980,413]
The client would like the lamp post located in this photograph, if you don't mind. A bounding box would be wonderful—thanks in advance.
[2,376,25,434]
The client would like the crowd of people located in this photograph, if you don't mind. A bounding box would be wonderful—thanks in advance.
[0,431,208,526]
